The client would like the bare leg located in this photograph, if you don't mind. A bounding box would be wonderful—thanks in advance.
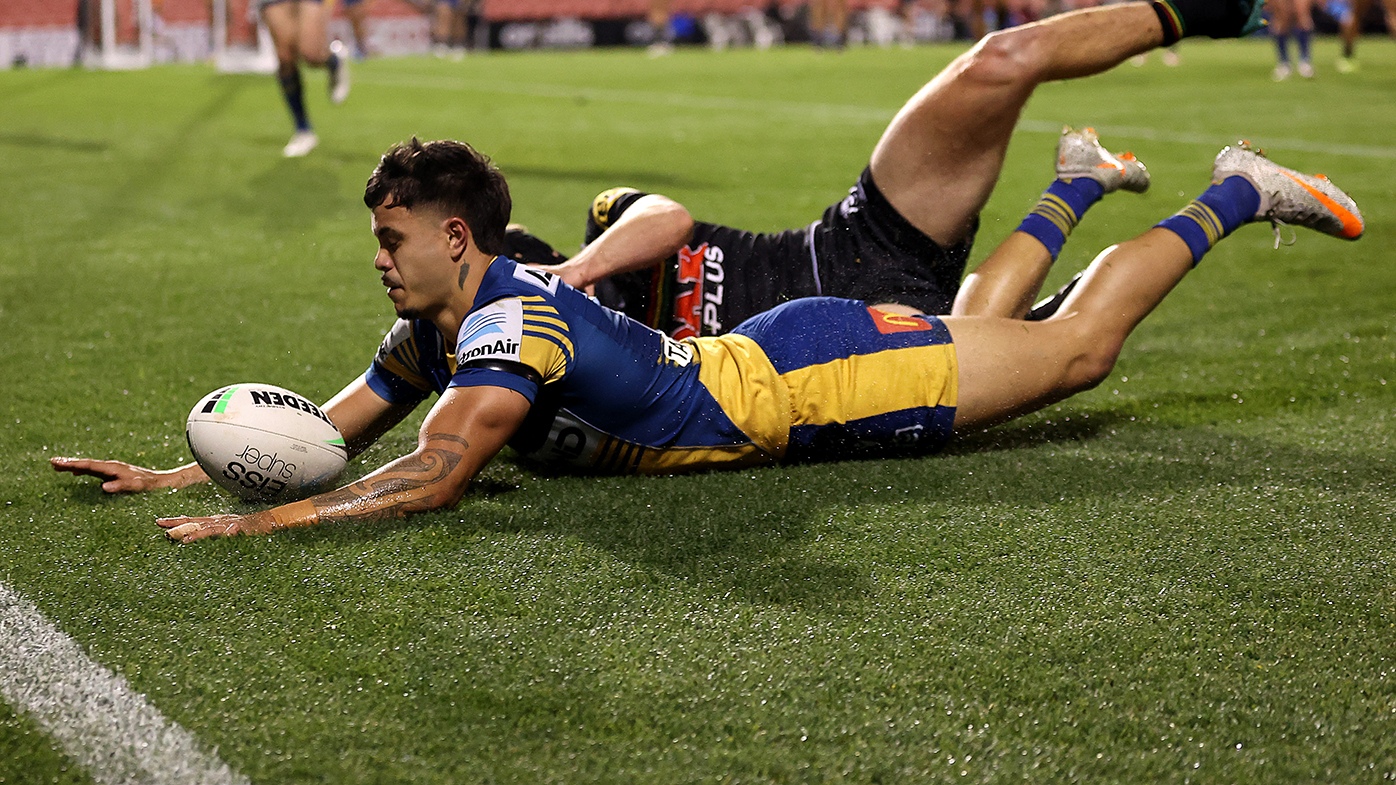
[868,3,1163,248]
[295,0,331,65]
[1341,0,1371,59]
[263,1,313,137]
[950,232,1054,318]
[262,1,302,70]
[432,1,453,48]
[953,127,1149,319]
[348,0,372,56]
[647,0,672,53]
[945,228,1192,431]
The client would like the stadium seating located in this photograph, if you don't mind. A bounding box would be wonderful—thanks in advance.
[480,0,897,22]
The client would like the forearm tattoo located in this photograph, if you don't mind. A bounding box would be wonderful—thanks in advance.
[312,434,470,524]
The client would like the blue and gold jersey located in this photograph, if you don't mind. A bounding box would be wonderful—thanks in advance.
[365,256,959,474]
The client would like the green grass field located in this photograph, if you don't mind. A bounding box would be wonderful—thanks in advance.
[2,36,1395,784]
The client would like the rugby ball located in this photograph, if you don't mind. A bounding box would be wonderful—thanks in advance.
[186,383,348,503]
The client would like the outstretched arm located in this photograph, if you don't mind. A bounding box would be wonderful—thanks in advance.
[539,194,694,290]
[51,375,415,495]
[49,456,209,494]
[158,384,530,542]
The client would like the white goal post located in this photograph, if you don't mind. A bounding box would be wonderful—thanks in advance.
[82,0,153,70]
[212,0,277,74]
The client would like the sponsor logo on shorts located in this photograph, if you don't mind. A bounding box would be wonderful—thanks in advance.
[868,308,932,334]
[674,243,726,338]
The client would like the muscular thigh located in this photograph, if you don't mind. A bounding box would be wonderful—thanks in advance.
[293,0,329,60]
[940,314,1091,432]
[867,51,1028,249]
[260,0,302,55]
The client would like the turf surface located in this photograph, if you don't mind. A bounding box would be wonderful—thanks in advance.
[2,37,1394,783]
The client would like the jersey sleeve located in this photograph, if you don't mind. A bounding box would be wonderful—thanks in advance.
[450,292,573,403]
[583,186,650,245]
[365,319,435,405]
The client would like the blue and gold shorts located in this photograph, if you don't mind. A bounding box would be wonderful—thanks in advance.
[732,297,958,462]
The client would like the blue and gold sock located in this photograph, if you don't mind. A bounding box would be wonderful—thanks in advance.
[1296,28,1312,63]
[277,68,311,132]
[1015,178,1105,261]
[1155,176,1261,265]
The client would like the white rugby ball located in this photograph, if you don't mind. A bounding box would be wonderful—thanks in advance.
[186,383,348,503]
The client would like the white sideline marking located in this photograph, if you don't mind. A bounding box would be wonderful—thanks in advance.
[359,73,1396,160]
[0,581,249,785]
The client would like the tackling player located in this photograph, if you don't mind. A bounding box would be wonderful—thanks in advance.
[51,1,1366,542]
[508,0,1268,339]
[508,125,1147,338]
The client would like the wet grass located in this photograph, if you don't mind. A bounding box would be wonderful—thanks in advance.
[2,37,1395,783]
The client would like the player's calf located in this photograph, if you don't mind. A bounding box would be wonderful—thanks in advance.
[1017,127,1150,263]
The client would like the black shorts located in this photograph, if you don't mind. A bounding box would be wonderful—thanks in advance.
[589,170,975,338]
[812,167,975,319]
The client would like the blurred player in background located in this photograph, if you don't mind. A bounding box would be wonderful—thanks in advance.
[422,0,483,57]
[1269,0,1315,79]
[337,0,374,59]
[262,0,351,157]
[648,0,675,55]
[810,0,849,47]
[954,0,987,39]
[1338,0,1396,72]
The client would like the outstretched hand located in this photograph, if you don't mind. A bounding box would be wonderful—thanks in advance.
[50,456,196,494]
[533,263,591,293]
[158,513,275,543]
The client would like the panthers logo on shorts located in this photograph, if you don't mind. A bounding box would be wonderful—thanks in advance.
[868,308,934,334]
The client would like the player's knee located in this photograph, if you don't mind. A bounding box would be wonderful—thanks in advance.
[1061,339,1123,395]
[275,46,299,69]
[963,25,1050,87]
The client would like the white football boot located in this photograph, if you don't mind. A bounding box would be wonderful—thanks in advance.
[282,130,319,158]
[1212,142,1364,241]
[329,40,351,105]
[1056,126,1150,194]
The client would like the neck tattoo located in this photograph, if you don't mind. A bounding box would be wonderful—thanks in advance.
[457,262,471,290]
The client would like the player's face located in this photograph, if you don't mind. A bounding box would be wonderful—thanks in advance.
[371,201,455,319]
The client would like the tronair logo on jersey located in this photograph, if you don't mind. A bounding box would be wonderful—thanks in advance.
[674,243,726,338]
[457,299,524,363]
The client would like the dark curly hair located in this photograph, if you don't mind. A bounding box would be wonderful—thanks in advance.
[364,138,511,256]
